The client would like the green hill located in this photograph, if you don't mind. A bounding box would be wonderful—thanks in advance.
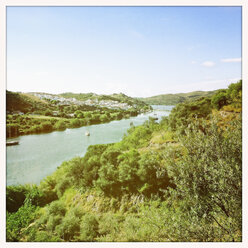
[6,81,242,242]
[139,90,217,105]
[6,91,49,114]
[60,92,149,109]
[6,91,151,138]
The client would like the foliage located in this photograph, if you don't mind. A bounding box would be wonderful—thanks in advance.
[6,90,149,138]
[54,119,67,131]
[140,90,217,105]
[164,117,242,241]
[6,203,38,241]
[6,80,242,242]
[80,214,99,241]
[211,90,227,109]
[6,185,27,212]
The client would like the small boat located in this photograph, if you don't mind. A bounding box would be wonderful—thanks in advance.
[85,131,90,136]
[6,141,19,146]
[150,117,159,121]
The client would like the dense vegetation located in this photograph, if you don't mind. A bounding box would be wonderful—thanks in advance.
[6,91,150,138]
[6,81,242,242]
[139,90,217,105]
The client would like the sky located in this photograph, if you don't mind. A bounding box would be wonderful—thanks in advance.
[7,6,242,97]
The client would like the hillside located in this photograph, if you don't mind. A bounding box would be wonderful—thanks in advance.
[6,91,49,114]
[59,92,149,109]
[6,91,151,138]
[139,90,217,105]
[6,80,242,242]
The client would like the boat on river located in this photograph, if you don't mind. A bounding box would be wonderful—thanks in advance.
[7,141,19,146]
[85,131,90,136]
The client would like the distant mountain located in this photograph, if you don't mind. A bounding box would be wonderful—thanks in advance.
[139,90,217,105]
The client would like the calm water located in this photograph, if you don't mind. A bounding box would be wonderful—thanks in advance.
[7,105,173,186]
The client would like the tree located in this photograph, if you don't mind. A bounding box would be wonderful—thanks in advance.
[165,117,242,241]
[6,124,19,138]
[44,109,52,116]
[55,120,67,131]
[70,118,81,128]
[211,90,227,110]
[80,214,99,241]
[41,121,53,132]
[118,149,140,193]
[100,114,109,122]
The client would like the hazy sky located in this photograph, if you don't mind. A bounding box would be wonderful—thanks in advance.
[7,6,241,97]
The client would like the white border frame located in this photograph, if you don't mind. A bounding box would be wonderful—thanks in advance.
[0,1,247,248]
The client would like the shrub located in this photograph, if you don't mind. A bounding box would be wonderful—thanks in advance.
[56,214,81,241]
[80,214,99,241]
[6,203,37,241]
[6,185,27,212]
[165,117,242,241]
[211,90,227,110]
[48,201,66,216]
[54,120,67,131]
[70,118,81,128]
[40,121,53,132]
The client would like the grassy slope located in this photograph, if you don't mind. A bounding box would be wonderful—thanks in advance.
[139,90,217,105]
[6,91,49,113]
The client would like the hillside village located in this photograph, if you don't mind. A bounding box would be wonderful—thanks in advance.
[6,90,150,138]
[32,93,133,110]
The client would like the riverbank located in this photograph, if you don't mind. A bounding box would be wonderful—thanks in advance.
[6,108,151,139]
[7,90,152,138]
[7,106,172,186]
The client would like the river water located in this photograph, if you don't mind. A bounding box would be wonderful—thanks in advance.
[6,105,173,186]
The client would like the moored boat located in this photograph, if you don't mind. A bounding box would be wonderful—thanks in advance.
[6,141,19,146]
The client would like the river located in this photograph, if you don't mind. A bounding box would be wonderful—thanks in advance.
[6,105,173,186]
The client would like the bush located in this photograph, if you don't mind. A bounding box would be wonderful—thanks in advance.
[48,201,66,216]
[80,214,99,241]
[54,120,67,131]
[70,118,81,128]
[44,109,52,116]
[165,117,242,241]
[56,214,81,241]
[6,185,27,212]
[40,121,53,132]
[211,90,227,110]
[6,203,37,241]
[55,178,71,197]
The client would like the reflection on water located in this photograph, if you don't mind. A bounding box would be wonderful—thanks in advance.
[7,105,173,186]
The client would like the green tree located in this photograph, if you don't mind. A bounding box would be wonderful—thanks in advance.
[41,121,53,132]
[70,118,81,128]
[54,120,67,131]
[165,117,242,241]
[100,114,109,122]
[80,214,99,241]
[7,203,37,241]
[211,90,227,110]
[56,213,80,241]
[118,149,140,193]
